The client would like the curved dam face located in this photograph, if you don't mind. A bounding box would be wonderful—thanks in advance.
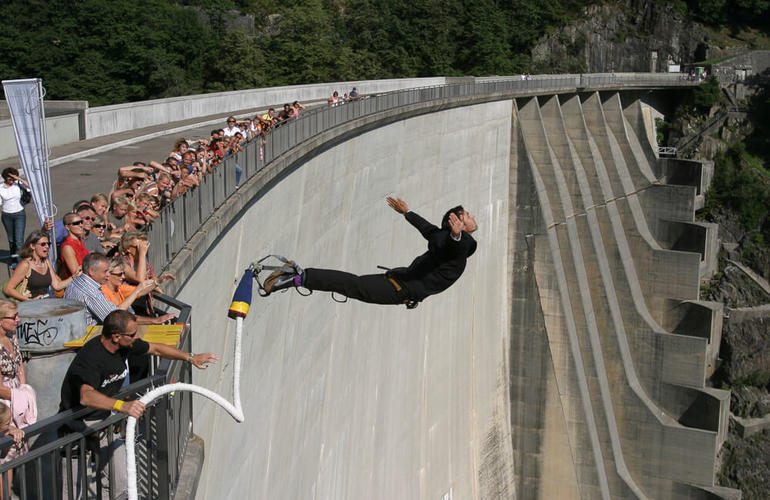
[174,90,735,499]
[177,101,516,499]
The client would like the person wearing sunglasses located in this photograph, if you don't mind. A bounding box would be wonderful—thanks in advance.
[74,204,104,255]
[58,309,216,499]
[100,258,156,313]
[59,212,89,281]
[91,215,107,240]
[65,253,175,327]
[222,116,240,138]
[3,230,75,301]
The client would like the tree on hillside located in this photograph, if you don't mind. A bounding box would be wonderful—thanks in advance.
[0,0,214,105]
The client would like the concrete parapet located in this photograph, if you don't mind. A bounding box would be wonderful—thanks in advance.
[0,113,81,161]
[84,78,445,139]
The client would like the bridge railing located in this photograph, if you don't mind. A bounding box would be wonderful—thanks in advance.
[145,72,699,273]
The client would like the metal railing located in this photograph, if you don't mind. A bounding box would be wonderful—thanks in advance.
[145,72,700,273]
[0,294,193,500]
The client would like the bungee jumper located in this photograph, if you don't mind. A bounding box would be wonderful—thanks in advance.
[259,196,478,308]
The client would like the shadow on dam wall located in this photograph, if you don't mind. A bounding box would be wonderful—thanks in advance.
[169,91,738,499]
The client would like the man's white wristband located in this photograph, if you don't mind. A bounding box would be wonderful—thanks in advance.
[187,353,194,363]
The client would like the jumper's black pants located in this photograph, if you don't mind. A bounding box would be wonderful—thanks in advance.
[303,268,411,305]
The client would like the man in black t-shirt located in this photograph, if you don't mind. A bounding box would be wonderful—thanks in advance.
[60,310,218,418]
[59,309,218,498]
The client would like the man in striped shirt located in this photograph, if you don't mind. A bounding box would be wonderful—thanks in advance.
[65,253,175,326]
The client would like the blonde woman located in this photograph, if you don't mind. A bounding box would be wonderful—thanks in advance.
[4,231,74,301]
[101,258,155,310]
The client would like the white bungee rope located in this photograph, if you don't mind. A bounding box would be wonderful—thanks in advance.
[125,266,255,500]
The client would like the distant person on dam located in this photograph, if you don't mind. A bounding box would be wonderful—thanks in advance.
[264,197,478,307]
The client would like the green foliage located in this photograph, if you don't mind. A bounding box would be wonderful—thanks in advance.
[746,84,770,160]
[692,76,722,112]
[0,0,603,104]
[733,370,770,388]
[705,144,770,230]
[0,0,218,105]
[684,0,770,26]
[2,0,766,106]
[655,117,671,146]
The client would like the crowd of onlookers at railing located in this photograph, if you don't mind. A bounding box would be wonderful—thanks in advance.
[0,87,367,489]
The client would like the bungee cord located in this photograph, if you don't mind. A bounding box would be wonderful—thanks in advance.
[125,265,257,500]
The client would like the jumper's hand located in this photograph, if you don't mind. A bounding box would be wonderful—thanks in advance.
[448,212,464,238]
[386,196,408,215]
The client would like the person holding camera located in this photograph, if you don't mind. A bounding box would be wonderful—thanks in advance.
[0,168,30,260]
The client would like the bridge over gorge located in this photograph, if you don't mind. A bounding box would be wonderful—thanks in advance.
[0,74,741,499]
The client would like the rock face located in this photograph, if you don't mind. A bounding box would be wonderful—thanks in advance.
[718,424,770,499]
[731,386,770,419]
[532,0,707,73]
[720,313,770,384]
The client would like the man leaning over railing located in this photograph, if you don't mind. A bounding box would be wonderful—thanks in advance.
[58,309,218,500]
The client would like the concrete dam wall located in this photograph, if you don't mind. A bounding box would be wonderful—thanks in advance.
[174,91,735,499]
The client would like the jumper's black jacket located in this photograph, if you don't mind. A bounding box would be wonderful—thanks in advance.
[388,211,477,301]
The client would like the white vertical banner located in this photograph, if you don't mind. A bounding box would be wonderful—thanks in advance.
[2,78,57,259]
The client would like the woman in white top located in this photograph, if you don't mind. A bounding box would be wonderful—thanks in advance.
[0,168,29,259]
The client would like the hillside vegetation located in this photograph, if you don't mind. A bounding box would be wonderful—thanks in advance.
[2,0,769,106]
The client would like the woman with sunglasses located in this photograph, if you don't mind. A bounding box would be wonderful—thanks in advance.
[101,258,156,310]
[59,212,89,280]
[92,215,107,240]
[4,230,75,301]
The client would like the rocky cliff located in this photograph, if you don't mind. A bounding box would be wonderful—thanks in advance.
[532,0,707,73]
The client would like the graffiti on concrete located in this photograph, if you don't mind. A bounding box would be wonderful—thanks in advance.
[17,319,59,347]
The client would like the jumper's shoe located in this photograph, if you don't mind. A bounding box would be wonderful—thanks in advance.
[263,261,303,295]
